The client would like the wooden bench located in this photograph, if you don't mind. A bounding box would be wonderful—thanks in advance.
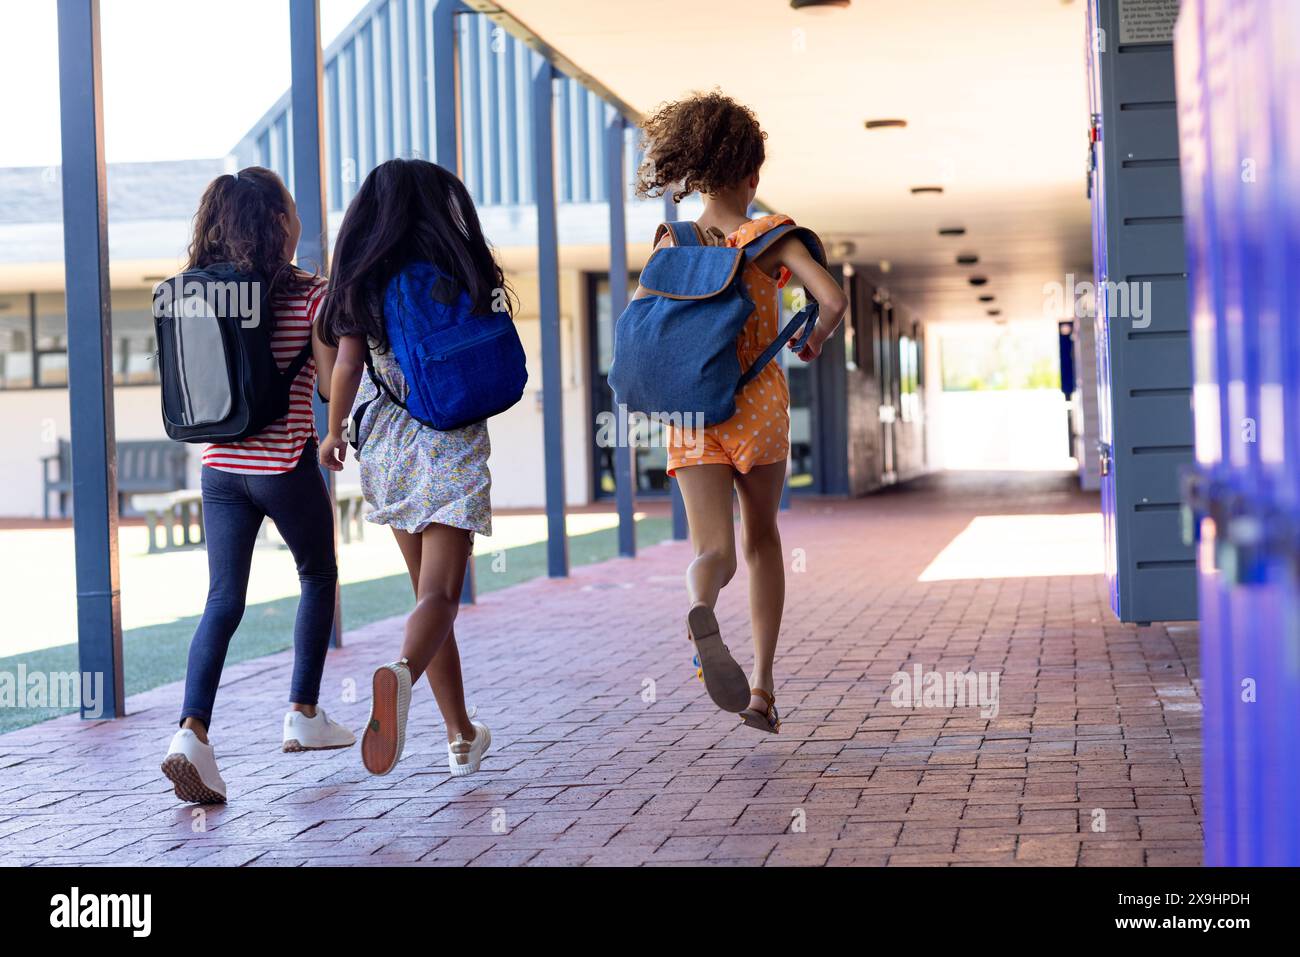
[132,490,204,553]
[336,483,367,544]
[134,485,366,552]
[42,438,188,519]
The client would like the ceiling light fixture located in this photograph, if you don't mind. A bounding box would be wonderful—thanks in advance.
[910,186,943,195]
[987,309,1003,317]
[864,119,907,130]
[978,295,996,303]
[968,276,989,286]
[791,0,851,9]
[956,253,979,265]
[938,226,966,236]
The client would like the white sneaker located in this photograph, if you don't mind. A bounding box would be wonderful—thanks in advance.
[161,729,227,804]
[361,659,412,776]
[283,707,356,752]
[447,719,491,777]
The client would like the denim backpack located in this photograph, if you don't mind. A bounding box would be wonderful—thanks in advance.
[608,220,826,427]
[364,261,528,434]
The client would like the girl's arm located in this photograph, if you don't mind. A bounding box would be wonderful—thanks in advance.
[770,238,849,361]
[312,318,337,401]
[319,334,367,471]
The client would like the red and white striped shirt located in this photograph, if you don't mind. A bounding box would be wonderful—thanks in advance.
[202,278,327,475]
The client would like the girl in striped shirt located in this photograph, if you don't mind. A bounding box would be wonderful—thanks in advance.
[162,167,355,806]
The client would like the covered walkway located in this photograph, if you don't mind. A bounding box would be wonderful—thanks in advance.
[0,474,1201,866]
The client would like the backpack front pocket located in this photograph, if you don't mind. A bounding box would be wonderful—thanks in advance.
[413,318,528,429]
[158,313,234,428]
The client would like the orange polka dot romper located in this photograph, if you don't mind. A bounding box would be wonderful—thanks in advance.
[666,213,796,476]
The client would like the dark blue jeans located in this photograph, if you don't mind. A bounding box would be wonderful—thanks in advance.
[180,445,337,729]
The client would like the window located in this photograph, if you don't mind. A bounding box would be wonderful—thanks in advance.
[0,295,34,389]
[35,292,68,387]
[0,289,159,389]
[939,324,1061,392]
[899,334,920,421]
[110,290,158,385]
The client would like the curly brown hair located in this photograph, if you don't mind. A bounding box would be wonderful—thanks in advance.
[634,91,767,204]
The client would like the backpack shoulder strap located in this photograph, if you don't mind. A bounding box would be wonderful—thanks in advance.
[733,218,829,391]
[282,339,314,383]
[653,221,701,247]
[740,220,827,268]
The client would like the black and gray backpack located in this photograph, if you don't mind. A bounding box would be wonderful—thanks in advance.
[152,264,312,443]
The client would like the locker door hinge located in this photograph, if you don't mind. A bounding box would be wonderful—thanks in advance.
[1098,441,1111,477]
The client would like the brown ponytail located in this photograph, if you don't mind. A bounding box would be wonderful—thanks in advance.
[185,166,308,304]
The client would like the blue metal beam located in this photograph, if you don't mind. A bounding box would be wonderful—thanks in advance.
[57,0,124,719]
[662,191,689,541]
[395,0,412,155]
[432,0,459,169]
[532,53,568,577]
[290,0,342,648]
[432,0,476,604]
[605,108,635,558]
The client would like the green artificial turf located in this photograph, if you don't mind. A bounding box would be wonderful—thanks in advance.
[0,516,671,734]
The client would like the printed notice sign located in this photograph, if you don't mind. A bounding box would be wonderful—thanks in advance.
[1118,0,1180,44]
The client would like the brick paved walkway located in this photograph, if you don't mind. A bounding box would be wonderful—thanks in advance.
[0,473,1202,866]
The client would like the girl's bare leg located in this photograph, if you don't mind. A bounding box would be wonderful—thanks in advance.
[391,526,475,742]
[673,463,739,609]
[734,461,787,709]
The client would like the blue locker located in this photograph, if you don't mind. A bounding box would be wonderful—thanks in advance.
[1087,0,1198,623]
[1176,0,1300,865]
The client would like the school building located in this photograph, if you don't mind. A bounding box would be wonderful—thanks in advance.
[0,0,1296,868]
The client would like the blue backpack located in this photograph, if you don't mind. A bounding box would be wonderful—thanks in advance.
[364,262,528,433]
[608,220,826,427]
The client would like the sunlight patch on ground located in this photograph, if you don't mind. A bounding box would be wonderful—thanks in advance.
[918,512,1105,582]
[0,511,636,656]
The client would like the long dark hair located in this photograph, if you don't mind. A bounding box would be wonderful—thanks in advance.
[320,158,512,350]
[185,166,309,306]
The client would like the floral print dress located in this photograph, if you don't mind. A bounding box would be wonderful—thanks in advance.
[353,344,492,537]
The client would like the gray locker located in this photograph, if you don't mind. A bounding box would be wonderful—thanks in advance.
[1087,0,1197,622]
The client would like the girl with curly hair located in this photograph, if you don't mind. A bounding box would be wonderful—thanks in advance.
[632,92,848,732]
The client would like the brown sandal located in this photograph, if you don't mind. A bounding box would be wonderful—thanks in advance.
[739,688,780,733]
[687,603,751,713]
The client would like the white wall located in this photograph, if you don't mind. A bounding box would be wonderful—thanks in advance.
[483,268,593,509]
[0,266,595,518]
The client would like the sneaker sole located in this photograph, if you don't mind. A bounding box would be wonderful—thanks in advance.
[282,739,355,753]
[161,753,226,804]
[687,604,751,713]
[448,726,491,777]
[361,665,408,776]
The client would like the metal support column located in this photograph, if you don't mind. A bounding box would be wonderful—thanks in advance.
[57,0,124,719]
[431,0,476,602]
[531,53,568,577]
[605,108,635,558]
[661,192,688,541]
[289,0,342,647]
[431,0,460,170]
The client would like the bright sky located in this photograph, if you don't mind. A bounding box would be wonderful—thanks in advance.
[0,0,369,168]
